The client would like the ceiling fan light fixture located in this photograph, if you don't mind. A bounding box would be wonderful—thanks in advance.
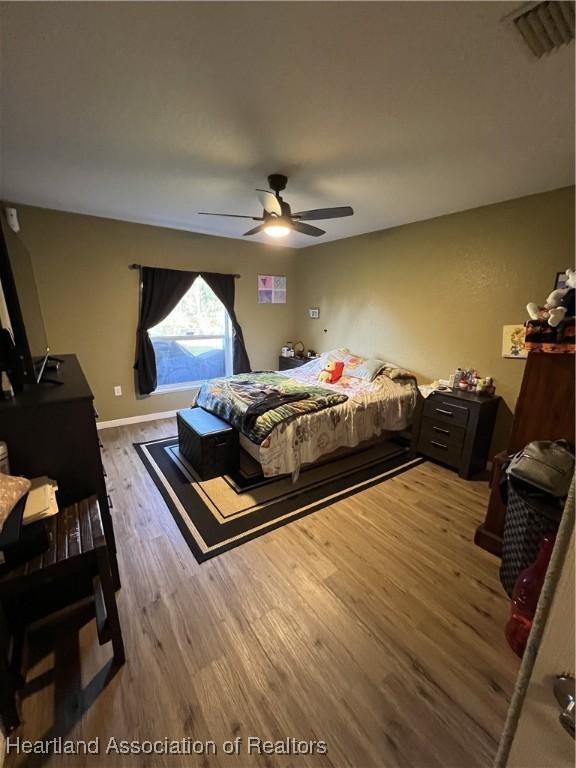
[263,219,292,238]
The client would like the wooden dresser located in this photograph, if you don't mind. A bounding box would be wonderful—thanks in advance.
[474,352,575,556]
[0,354,118,584]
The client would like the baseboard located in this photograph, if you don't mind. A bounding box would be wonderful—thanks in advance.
[97,410,178,430]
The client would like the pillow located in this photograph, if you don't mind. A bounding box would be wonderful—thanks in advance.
[343,356,385,381]
[0,472,31,535]
[341,354,365,376]
[377,362,417,382]
[297,349,350,375]
[325,348,350,362]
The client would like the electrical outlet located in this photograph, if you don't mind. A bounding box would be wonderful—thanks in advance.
[114,385,122,397]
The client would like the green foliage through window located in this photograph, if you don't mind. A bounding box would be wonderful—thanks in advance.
[150,277,226,337]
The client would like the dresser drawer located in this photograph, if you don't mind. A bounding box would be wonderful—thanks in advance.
[424,397,470,427]
[420,417,465,449]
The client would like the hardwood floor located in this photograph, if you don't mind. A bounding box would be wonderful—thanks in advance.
[7,419,519,767]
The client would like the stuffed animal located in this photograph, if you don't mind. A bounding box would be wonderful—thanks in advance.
[527,268,576,328]
[318,360,344,384]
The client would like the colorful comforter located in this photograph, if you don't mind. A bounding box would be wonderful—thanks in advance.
[196,372,348,444]
[250,359,418,478]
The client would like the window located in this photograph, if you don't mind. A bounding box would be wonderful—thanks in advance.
[149,277,232,391]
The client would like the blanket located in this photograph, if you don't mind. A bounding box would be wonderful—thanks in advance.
[196,372,348,444]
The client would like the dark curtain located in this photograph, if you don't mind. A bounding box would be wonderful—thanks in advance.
[201,272,251,374]
[134,267,198,394]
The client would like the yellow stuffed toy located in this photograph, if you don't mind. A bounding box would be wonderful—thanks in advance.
[318,360,344,384]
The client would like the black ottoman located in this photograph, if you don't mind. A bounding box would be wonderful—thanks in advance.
[177,408,238,480]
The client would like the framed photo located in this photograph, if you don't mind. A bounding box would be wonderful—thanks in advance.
[554,271,568,291]
[502,324,528,359]
[258,275,286,304]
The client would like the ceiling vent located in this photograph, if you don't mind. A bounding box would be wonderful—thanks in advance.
[511,1,575,57]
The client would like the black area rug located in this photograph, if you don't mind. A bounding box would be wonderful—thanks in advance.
[135,437,423,562]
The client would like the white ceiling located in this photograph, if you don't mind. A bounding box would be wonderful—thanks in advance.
[0,1,574,247]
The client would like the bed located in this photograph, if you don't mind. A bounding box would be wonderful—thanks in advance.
[195,350,419,479]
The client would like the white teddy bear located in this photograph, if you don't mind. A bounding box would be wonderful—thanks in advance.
[527,268,576,328]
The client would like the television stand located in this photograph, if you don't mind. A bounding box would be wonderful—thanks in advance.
[34,352,64,385]
[38,376,64,386]
[45,354,65,368]
[39,356,65,385]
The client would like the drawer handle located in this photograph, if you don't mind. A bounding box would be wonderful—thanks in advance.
[441,401,468,411]
[430,440,448,450]
[435,408,453,416]
[433,426,450,435]
[107,493,114,510]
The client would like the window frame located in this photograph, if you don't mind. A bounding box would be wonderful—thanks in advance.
[149,283,233,394]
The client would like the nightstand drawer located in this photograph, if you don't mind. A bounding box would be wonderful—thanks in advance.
[420,417,465,449]
[423,397,470,427]
[419,432,462,468]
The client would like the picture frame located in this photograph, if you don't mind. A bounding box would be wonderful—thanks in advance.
[502,324,528,359]
[258,275,286,304]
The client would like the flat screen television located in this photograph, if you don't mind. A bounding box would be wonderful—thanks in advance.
[0,216,51,390]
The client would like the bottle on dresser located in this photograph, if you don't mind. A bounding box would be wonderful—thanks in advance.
[451,368,463,389]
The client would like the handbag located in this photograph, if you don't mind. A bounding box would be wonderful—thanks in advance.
[507,440,574,498]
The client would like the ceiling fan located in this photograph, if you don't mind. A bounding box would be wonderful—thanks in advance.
[198,174,354,239]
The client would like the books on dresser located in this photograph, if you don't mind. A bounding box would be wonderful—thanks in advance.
[23,477,59,525]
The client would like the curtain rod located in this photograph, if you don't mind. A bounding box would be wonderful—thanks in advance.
[129,263,240,278]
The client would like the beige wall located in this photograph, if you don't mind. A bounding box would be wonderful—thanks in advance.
[4,187,574,452]
[12,207,298,420]
[293,187,575,453]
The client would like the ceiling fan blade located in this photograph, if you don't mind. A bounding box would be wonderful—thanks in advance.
[198,212,263,220]
[293,206,354,221]
[292,221,325,237]
[243,223,267,237]
[256,190,282,216]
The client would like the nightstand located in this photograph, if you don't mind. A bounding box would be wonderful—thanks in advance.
[411,389,501,479]
[278,356,308,371]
